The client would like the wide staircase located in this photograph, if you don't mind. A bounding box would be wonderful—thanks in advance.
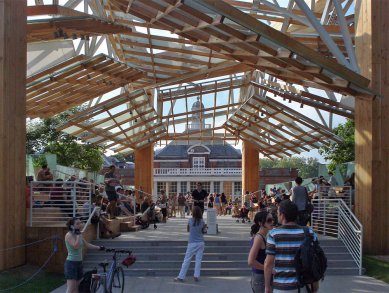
[83,213,360,277]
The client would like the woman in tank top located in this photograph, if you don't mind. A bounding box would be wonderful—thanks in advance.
[64,217,104,293]
[248,211,274,293]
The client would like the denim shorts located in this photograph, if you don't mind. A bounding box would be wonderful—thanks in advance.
[251,272,265,293]
[64,260,83,280]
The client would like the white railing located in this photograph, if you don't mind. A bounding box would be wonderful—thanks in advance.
[311,198,363,275]
[318,185,352,208]
[29,180,92,226]
[154,168,242,176]
[186,123,212,130]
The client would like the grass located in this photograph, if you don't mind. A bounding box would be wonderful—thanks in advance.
[0,265,64,293]
[363,256,389,284]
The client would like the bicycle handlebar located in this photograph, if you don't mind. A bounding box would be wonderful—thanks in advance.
[105,248,132,254]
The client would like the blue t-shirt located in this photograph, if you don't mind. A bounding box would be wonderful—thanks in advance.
[266,225,317,290]
[188,218,205,243]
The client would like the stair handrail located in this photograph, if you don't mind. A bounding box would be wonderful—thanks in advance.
[337,198,363,275]
[82,206,100,233]
[311,197,363,275]
[338,198,362,230]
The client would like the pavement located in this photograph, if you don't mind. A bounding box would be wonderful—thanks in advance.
[51,275,389,293]
[51,213,389,293]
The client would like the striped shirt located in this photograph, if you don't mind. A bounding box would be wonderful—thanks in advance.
[266,225,317,290]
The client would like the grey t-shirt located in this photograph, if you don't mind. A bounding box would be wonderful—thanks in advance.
[188,218,205,243]
[291,186,309,211]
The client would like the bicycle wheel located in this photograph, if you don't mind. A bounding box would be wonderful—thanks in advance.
[90,277,101,293]
[110,266,124,293]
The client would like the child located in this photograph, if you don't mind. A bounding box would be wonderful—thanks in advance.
[174,206,207,282]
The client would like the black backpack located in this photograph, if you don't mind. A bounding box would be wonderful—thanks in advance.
[79,268,97,293]
[294,227,327,293]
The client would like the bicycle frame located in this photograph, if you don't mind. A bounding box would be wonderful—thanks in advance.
[104,252,118,291]
[91,249,131,293]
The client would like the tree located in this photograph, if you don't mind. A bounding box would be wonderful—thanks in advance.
[26,108,104,172]
[319,119,355,172]
[259,156,320,179]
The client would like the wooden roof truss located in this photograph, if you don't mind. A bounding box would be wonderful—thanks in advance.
[26,54,145,118]
[58,89,166,152]
[24,0,373,157]
[223,93,342,159]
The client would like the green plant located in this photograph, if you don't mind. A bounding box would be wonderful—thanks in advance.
[363,256,389,284]
[319,120,355,171]
[32,155,47,168]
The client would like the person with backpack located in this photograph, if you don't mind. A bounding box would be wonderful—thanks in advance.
[248,211,274,293]
[264,200,326,293]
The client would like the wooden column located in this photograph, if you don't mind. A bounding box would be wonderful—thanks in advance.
[134,144,154,198]
[242,140,260,194]
[355,0,389,254]
[0,0,27,269]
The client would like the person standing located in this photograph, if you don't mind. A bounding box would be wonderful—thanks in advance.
[186,192,193,216]
[290,177,309,226]
[327,171,338,187]
[178,193,186,218]
[248,211,274,293]
[192,182,208,215]
[160,190,168,223]
[221,192,227,215]
[264,201,319,293]
[64,217,104,293]
[104,165,120,219]
[174,206,207,282]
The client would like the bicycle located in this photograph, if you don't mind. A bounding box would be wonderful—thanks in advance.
[90,248,132,293]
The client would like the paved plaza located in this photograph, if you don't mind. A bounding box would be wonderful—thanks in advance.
[52,214,389,293]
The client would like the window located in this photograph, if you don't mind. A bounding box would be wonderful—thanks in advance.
[180,182,188,194]
[202,182,210,193]
[234,181,242,196]
[190,182,197,192]
[170,182,177,196]
[157,182,166,195]
[214,182,220,193]
[192,157,205,169]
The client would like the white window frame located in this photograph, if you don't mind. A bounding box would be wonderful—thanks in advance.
[192,157,205,169]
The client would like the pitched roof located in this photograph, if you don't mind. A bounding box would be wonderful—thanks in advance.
[155,143,241,160]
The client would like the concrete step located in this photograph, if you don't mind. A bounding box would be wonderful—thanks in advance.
[84,259,357,269]
[86,250,354,262]
[85,236,359,277]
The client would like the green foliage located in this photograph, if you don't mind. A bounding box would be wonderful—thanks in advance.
[319,120,355,172]
[26,107,104,172]
[31,155,47,168]
[45,141,103,172]
[111,153,134,162]
[259,156,319,179]
[0,265,64,293]
[363,256,389,284]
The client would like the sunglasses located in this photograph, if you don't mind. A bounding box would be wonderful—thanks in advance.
[266,218,274,223]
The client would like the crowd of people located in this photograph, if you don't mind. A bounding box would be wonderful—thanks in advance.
[37,164,350,292]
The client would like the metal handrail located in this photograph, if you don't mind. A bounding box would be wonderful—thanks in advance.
[311,198,363,275]
[81,206,100,233]
[29,180,92,226]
